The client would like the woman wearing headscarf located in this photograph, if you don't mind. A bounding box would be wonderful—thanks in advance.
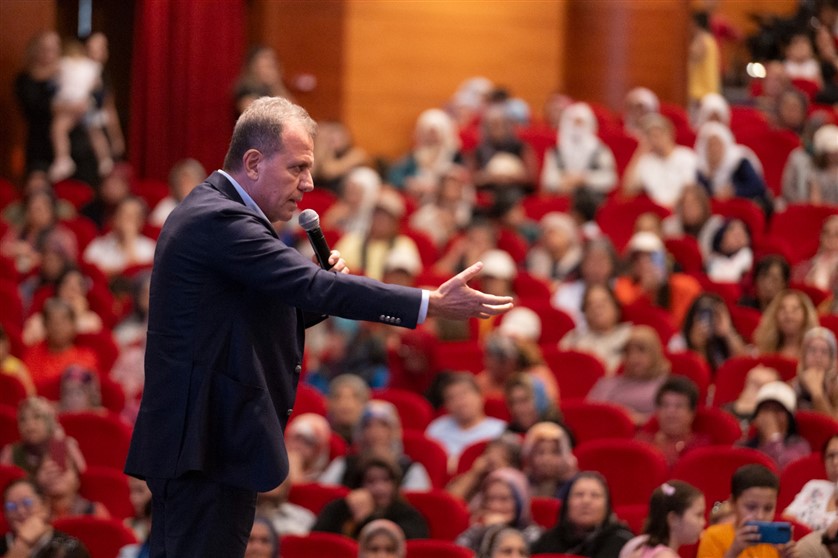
[531,471,634,557]
[793,327,838,418]
[526,212,584,284]
[522,422,578,499]
[741,381,811,471]
[540,102,617,196]
[456,467,543,552]
[319,400,431,491]
[322,166,382,236]
[357,519,406,558]
[284,413,333,484]
[476,525,530,558]
[694,122,770,212]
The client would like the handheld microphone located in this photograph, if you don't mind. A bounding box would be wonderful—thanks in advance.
[298,209,334,270]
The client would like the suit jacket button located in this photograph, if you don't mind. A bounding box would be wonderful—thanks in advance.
[395,318,401,324]
[287,409,293,416]
[294,365,302,374]
[379,314,386,321]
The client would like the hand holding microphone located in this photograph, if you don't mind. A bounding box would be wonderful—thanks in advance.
[299,209,348,272]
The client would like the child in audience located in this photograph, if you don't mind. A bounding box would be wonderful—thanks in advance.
[620,480,706,558]
[697,464,796,557]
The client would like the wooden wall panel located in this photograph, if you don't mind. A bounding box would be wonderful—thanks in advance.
[343,0,565,160]
[248,0,345,122]
[565,0,691,112]
[0,0,56,181]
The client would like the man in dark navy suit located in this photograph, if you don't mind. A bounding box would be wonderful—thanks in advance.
[124,96,513,557]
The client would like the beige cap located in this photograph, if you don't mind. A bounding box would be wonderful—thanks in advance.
[754,381,797,415]
[626,231,665,253]
[375,189,406,219]
[498,306,541,342]
[814,124,838,155]
[383,249,422,276]
[480,249,518,280]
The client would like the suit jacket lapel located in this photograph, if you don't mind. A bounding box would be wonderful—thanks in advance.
[206,171,278,237]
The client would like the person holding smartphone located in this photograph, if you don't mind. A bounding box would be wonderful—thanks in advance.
[697,464,797,558]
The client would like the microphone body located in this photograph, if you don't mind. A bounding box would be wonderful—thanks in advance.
[298,209,334,270]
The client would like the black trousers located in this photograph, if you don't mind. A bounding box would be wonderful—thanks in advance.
[147,472,257,558]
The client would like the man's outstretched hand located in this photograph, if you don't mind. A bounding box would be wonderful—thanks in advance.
[427,261,514,320]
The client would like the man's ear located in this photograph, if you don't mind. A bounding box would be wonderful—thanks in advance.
[242,149,262,180]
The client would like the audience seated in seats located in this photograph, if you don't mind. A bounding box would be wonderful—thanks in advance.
[18,228,80,314]
[531,471,634,557]
[232,45,293,117]
[722,365,781,435]
[784,31,823,87]
[697,464,796,558]
[615,232,701,330]
[781,113,831,206]
[123,476,151,543]
[504,374,563,436]
[623,87,661,140]
[312,455,429,540]
[741,381,812,471]
[540,102,618,197]
[588,325,670,425]
[327,374,371,446]
[23,299,98,386]
[2,172,76,229]
[521,422,578,499]
[706,218,754,283]
[1,188,78,276]
[739,255,791,313]
[662,184,724,261]
[23,268,103,347]
[471,101,538,188]
[695,122,771,211]
[0,478,91,557]
[560,284,632,375]
[804,125,838,205]
[57,365,103,414]
[79,163,132,230]
[636,376,713,468]
[476,333,539,403]
[425,373,507,468]
[357,519,406,558]
[322,166,382,236]
[82,196,155,277]
[753,289,820,360]
[446,434,522,503]
[456,467,542,552]
[792,327,838,418]
[34,456,108,520]
[0,396,86,476]
[683,293,748,372]
[243,515,278,558]
[148,158,206,227]
[334,188,420,281]
[285,413,333,484]
[320,400,431,491]
[783,434,838,531]
[256,478,315,536]
[409,165,475,250]
[526,212,583,285]
[311,120,368,194]
[552,237,619,329]
[473,524,529,558]
[619,480,706,558]
[433,218,499,277]
[623,114,698,209]
[387,108,463,198]
[793,216,838,296]
[0,325,35,396]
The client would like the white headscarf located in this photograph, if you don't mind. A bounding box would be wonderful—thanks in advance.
[558,102,600,173]
[694,122,748,195]
[413,108,460,176]
[694,93,731,129]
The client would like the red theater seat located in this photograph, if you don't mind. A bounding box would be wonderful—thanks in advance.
[561,401,635,445]
[288,482,350,515]
[541,347,606,401]
[402,431,450,489]
[58,411,132,470]
[282,532,358,558]
[80,466,134,519]
[574,439,668,506]
[52,516,137,558]
[796,411,838,453]
[406,539,475,558]
[778,453,827,511]
[404,490,470,541]
[372,388,434,432]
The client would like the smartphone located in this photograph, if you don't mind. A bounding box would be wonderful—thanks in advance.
[745,521,792,545]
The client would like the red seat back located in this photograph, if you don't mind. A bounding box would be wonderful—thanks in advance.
[517,301,575,345]
[402,431,450,489]
[767,204,838,264]
[58,411,133,470]
[712,356,797,407]
[796,411,838,453]
[574,439,668,506]
[52,516,137,558]
[433,340,483,374]
[738,130,801,197]
[0,374,27,408]
[541,347,606,401]
[595,197,671,253]
[455,440,489,476]
[641,406,742,446]
[562,401,635,445]
[79,466,134,519]
[665,237,705,274]
[531,496,562,528]
[0,404,19,448]
[288,482,350,515]
[665,351,712,406]
[778,453,827,511]
[372,388,433,432]
[282,532,358,558]
[404,489,470,541]
[405,539,475,558]
[53,179,94,210]
[290,383,327,420]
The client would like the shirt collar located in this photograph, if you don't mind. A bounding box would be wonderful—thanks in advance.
[218,169,270,223]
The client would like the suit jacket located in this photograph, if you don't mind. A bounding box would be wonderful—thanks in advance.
[125,172,422,491]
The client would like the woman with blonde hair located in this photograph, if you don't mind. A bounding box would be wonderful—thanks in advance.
[793,326,838,418]
[753,289,820,359]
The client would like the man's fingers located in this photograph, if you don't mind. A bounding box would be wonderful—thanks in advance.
[454,261,484,284]
[478,302,514,317]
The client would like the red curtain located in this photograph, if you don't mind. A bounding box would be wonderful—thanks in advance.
[129,0,245,181]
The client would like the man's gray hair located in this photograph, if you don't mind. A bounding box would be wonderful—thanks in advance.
[223,96,317,171]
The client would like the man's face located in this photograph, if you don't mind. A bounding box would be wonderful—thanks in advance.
[249,124,314,223]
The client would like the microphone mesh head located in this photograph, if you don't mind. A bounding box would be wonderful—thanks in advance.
[298,209,320,232]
